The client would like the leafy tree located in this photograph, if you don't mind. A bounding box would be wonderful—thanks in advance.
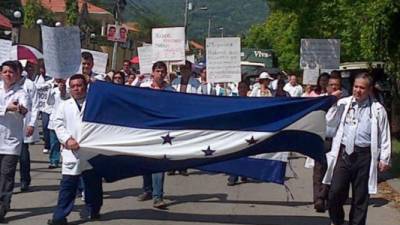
[23,0,55,28]
[65,0,79,26]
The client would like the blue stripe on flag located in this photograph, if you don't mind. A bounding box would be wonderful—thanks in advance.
[198,157,287,184]
[84,81,335,132]
[88,130,322,183]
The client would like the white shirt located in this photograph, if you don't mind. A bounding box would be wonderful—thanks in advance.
[283,83,303,97]
[0,81,29,155]
[171,77,201,94]
[54,98,86,175]
[47,87,70,130]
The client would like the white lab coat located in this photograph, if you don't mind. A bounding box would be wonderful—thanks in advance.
[54,98,87,175]
[0,81,29,155]
[322,96,391,194]
[47,87,69,130]
[20,77,40,143]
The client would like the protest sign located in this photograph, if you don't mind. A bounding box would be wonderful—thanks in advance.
[0,39,12,64]
[152,27,185,62]
[137,45,153,74]
[36,85,50,111]
[42,25,81,79]
[300,39,340,69]
[206,37,241,83]
[80,49,108,74]
[303,67,320,85]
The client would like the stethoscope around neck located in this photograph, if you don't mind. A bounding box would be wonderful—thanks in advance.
[347,96,373,123]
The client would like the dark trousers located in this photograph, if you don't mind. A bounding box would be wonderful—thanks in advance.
[41,112,51,150]
[19,143,31,186]
[313,139,331,203]
[328,146,371,225]
[49,130,61,166]
[0,154,19,213]
[52,170,103,222]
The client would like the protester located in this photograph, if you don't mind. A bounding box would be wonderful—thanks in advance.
[283,74,303,97]
[48,74,103,225]
[311,73,344,213]
[34,63,53,154]
[121,60,132,80]
[273,79,291,97]
[112,71,126,85]
[250,72,273,97]
[171,60,201,93]
[310,72,330,96]
[227,81,250,185]
[0,61,29,222]
[47,78,69,168]
[323,72,391,225]
[302,84,314,97]
[137,62,175,209]
[126,73,136,86]
[16,61,40,192]
[81,52,104,82]
[197,67,216,95]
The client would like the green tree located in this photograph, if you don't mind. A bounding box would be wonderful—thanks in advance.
[23,0,55,28]
[65,0,79,26]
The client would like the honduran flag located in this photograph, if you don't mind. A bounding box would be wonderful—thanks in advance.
[78,81,334,184]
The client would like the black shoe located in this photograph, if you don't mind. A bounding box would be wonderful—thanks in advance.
[178,170,189,176]
[227,181,236,186]
[0,203,6,223]
[20,183,29,192]
[167,171,176,175]
[47,218,68,225]
[89,214,101,220]
[314,199,326,213]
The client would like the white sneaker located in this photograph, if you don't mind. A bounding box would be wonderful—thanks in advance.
[42,149,49,154]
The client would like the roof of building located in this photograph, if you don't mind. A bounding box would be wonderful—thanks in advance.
[21,0,111,15]
[0,12,12,29]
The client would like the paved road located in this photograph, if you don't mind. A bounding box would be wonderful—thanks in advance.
[7,143,400,225]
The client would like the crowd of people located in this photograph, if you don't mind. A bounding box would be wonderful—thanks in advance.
[0,51,392,225]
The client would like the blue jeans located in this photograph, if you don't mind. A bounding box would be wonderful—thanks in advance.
[19,143,30,186]
[49,130,61,166]
[52,170,103,222]
[41,112,50,150]
[142,172,164,200]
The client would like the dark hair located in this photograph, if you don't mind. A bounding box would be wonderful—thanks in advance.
[329,71,341,81]
[113,71,126,84]
[152,61,167,72]
[123,59,131,64]
[355,72,374,87]
[1,60,19,73]
[81,52,94,61]
[314,72,330,94]
[200,67,206,73]
[69,74,88,87]
[120,27,127,32]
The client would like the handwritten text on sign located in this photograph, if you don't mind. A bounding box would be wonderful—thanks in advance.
[152,27,185,62]
[206,37,241,83]
[300,39,340,69]
[42,25,81,79]
[138,45,153,74]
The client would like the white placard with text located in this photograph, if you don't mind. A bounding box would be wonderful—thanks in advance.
[152,27,185,62]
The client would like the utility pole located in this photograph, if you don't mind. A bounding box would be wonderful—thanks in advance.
[208,17,211,38]
[111,0,126,70]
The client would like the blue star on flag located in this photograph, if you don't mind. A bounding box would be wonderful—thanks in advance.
[161,133,175,145]
[202,146,216,156]
[246,136,258,145]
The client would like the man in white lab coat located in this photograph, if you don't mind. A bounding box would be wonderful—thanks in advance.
[48,74,102,225]
[323,72,391,225]
[0,61,29,221]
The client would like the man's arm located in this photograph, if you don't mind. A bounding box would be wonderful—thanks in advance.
[378,107,391,171]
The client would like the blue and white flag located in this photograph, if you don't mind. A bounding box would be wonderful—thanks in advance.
[79,81,334,183]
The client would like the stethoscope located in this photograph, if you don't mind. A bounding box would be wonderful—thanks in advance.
[345,96,372,125]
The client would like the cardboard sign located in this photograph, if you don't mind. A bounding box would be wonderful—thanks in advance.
[303,67,320,85]
[80,49,108,74]
[41,26,81,79]
[152,27,185,62]
[137,45,153,74]
[300,39,340,69]
[0,39,12,64]
[206,37,241,83]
